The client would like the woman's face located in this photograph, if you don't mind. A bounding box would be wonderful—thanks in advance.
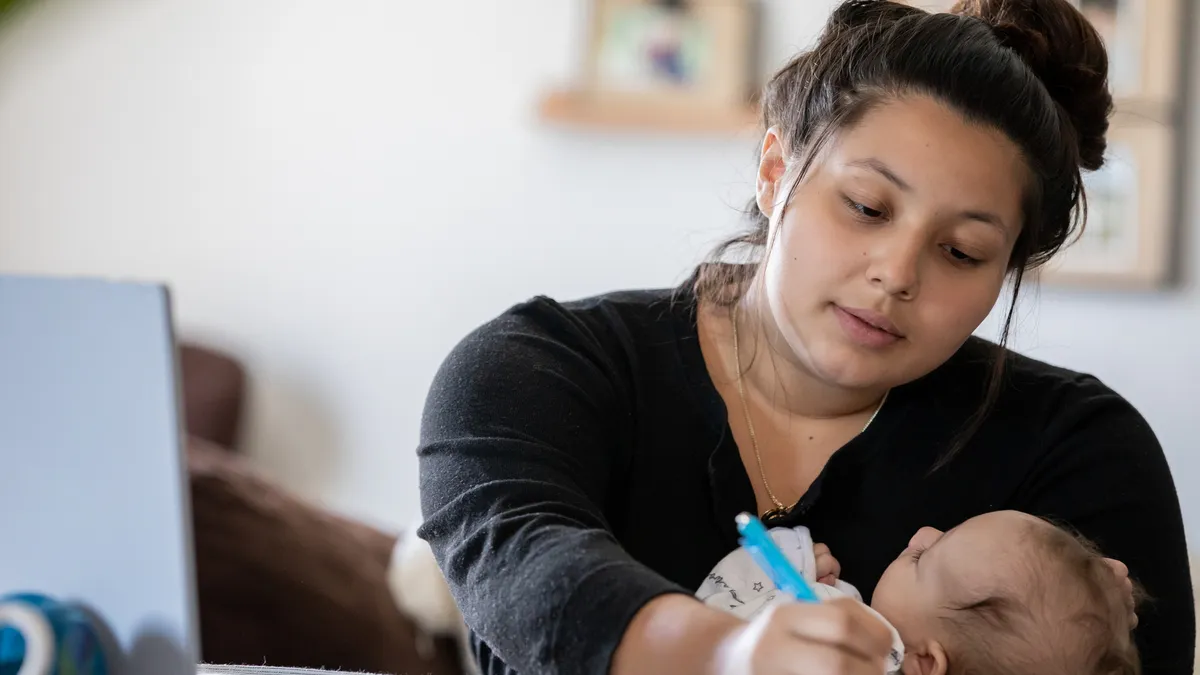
[755,95,1027,391]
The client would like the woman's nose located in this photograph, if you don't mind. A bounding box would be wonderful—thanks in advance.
[866,233,922,300]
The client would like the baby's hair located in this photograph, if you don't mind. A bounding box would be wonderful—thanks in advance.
[942,518,1142,675]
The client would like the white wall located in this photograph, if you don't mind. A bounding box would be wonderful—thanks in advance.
[0,1,1196,541]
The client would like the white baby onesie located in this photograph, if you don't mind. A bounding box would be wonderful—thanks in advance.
[695,525,905,674]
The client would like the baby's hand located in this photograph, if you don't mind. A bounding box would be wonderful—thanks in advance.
[813,542,841,586]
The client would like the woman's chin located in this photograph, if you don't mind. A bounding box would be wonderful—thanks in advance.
[807,345,901,392]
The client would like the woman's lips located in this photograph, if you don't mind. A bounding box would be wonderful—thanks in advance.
[833,305,904,348]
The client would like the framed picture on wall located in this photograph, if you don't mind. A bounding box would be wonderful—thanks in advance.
[1036,117,1178,289]
[536,0,761,134]
[581,0,758,111]
[1072,0,1185,107]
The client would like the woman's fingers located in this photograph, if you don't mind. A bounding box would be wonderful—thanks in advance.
[776,598,893,662]
[765,638,887,675]
[715,598,894,675]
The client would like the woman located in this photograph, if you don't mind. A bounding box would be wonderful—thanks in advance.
[417,1,1194,674]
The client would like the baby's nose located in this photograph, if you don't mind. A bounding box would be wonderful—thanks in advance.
[909,526,943,550]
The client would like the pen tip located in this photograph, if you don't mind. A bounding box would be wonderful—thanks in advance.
[735,513,751,527]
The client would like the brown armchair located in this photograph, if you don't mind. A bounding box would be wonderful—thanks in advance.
[179,342,246,450]
[179,343,464,675]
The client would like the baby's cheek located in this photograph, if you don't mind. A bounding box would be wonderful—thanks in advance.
[870,564,927,635]
[869,562,906,613]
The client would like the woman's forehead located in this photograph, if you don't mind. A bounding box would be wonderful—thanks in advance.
[817,96,1028,226]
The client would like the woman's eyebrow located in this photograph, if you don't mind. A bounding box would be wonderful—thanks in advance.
[846,157,912,192]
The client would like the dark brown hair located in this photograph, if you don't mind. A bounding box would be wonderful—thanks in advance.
[943,519,1142,675]
[695,0,1112,466]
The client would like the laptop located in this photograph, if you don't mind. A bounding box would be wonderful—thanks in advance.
[0,274,200,675]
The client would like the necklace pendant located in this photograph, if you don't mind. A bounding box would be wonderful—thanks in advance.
[761,504,792,522]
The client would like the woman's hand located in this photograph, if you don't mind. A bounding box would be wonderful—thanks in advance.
[1102,557,1139,628]
[813,543,841,587]
[712,598,893,675]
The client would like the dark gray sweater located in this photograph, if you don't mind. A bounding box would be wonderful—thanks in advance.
[417,279,1194,675]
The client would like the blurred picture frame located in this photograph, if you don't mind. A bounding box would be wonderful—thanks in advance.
[581,0,758,112]
[1072,0,1185,107]
[1036,116,1178,289]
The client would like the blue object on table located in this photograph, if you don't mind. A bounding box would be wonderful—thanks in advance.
[0,593,107,675]
[735,512,821,603]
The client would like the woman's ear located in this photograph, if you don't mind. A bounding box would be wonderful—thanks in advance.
[755,127,788,219]
[900,639,947,675]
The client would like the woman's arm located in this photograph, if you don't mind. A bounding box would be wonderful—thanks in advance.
[417,300,692,675]
[612,595,741,675]
[1013,387,1195,675]
[419,299,898,675]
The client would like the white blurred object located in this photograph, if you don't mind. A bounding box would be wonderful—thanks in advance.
[386,523,475,674]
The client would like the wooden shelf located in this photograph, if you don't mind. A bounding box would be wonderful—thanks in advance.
[537,89,760,135]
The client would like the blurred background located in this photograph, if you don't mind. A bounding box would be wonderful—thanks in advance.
[0,0,1194,545]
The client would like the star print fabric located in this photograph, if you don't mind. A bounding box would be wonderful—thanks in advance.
[694,525,905,674]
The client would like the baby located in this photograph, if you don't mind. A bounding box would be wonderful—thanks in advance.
[696,510,1140,675]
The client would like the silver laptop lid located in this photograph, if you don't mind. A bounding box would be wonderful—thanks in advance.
[0,274,199,675]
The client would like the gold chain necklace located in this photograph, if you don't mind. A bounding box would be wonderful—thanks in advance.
[731,305,889,521]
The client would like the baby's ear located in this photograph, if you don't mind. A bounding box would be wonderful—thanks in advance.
[900,639,947,675]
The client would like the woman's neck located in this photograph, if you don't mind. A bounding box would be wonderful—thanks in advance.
[708,290,887,421]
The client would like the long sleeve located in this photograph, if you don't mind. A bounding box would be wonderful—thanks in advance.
[416,299,689,675]
[1012,385,1195,675]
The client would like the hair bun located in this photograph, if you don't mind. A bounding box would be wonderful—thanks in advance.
[951,0,1113,170]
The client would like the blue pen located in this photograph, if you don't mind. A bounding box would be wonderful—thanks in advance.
[735,512,821,603]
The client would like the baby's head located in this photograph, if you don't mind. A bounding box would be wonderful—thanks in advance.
[871,511,1140,675]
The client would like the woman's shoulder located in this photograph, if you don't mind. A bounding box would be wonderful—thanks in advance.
[932,336,1155,452]
[940,336,1127,406]
[922,340,1176,533]
[464,284,691,353]
[436,283,696,392]
[423,284,701,441]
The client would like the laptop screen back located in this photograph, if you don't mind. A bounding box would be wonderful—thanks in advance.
[0,275,198,675]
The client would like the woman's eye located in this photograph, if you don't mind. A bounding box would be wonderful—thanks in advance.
[843,197,884,220]
[942,245,981,266]
[910,545,926,563]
